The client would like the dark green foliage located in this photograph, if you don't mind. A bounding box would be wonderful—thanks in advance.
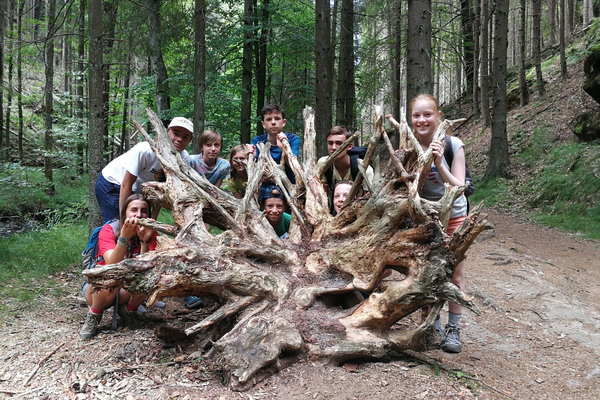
[0,165,88,223]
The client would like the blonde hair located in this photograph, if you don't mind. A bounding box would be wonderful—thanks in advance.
[229,144,247,180]
[408,94,440,116]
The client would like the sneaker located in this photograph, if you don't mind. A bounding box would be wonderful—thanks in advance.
[184,296,204,309]
[442,324,462,353]
[80,310,102,339]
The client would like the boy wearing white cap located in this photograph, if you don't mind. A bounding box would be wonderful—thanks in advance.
[95,117,194,222]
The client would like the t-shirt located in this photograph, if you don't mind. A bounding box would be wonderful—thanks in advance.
[315,156,374,192]
[226,177,246,197]
[274,212,291,237]
[97,223,158,266]
[101,141,191,193]
[251,132,301,184]
[188,156,230,185]
[421,135,468,218]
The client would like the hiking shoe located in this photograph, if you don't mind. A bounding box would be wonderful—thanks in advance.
[184,296,204,309]
[80,310,102,339]
[434,319,445,339]
[442,324,463,353]
[118,304,140,326]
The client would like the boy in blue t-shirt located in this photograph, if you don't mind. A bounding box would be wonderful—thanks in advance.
[189,130,230,188]
[250,103,300,184]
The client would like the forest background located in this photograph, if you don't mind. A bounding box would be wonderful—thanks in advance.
[0,0,599,297]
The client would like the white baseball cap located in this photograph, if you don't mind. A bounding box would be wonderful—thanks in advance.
[168,117,193,134]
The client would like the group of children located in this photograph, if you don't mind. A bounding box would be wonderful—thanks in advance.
[81,96,470,355]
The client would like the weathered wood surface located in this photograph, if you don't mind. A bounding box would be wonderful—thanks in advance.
[84,107,492,390]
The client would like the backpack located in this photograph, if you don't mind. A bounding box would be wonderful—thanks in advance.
[82,219,120,270]
[323,146,367,187]
[443,135,475,198]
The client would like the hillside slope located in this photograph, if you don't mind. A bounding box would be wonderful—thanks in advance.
[448,38,600,239]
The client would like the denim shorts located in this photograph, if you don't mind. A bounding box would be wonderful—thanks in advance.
[95,174,121,223]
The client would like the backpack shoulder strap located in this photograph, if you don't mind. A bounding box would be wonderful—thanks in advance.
[109,219,120,240]
[349,154,360,181]
[324,165,334,187]
[443,135,454,168]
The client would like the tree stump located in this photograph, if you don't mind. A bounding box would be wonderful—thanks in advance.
[84,107,493,390]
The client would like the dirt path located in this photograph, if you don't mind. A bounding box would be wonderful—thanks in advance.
[0,208,599,399]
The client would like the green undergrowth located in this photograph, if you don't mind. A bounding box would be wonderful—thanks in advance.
[519,139,600,240]
[475,123,600,240]
[0,221,87,309]
[0,164,89,223]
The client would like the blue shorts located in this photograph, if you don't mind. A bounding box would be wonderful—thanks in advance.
[95,174,121,223]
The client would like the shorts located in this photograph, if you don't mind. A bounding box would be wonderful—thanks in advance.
[95,173,121,223]
[447,215,467,236]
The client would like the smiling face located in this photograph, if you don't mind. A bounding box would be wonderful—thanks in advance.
[168,127,193,152]
[327,134,352,159]
[263,198,285,227]
[333,183,352,213]
[231,150,248,172]
[410,99,441,140]
[126,199,150,219]
[261,111,286,136]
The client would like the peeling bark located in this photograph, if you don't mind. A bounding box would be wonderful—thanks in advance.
[84,107,492,390]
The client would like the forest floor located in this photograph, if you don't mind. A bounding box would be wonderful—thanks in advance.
[2,36,600,400]
[0,207,599,400]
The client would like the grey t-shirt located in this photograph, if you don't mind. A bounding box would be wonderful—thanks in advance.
[421,136,468,218]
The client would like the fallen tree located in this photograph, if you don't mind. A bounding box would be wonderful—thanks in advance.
[84,107,492,390]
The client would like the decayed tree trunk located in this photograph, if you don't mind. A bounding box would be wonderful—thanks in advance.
[85,107,492,390]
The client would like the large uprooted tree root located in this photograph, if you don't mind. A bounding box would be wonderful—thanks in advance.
[84,107,492,390]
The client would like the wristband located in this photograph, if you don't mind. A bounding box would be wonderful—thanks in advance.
[117,236,130,247]
[140,238,152,244]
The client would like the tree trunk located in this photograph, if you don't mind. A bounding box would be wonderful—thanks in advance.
[484,0,510,181]
[255,0,269,138]
[567,0,574,36]
[532,0,545,97]
[392,0,403,148]
[315,0,333,158]
[518,0,529,106]
[335,0,355,129]
[76,0,86,175]
[102,1,117,162]
[549,0,556,46]
[480,0,491,126]
[6,0,13,159]
[583,0,594,25]
[44,0,56,195]
[85,106,492,391]
[560,0,567,78]
[120,52,131,155]
[460,0,474,94]
[406,0,433,114]
[241,0,253,145]
[0,0,4,160]
[472,0,481,121]
[34,0,44,41]
[88,0,105,233]
[193,0,206,153]
[331,0,338,96]
[17,0,24,162]
[148,0,171,121]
